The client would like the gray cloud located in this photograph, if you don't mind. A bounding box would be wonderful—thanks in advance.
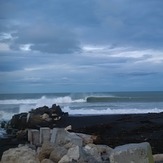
[1,0,163,50]
[0,0,163,92]
[9,24,81,54]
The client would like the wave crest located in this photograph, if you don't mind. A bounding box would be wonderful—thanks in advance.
[0,96,86,105]
[62,106,163,115]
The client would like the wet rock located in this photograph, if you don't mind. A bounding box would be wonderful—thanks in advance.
[10,113,28,130]
[7,104,68,130]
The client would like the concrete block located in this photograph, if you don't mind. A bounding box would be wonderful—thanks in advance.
[50,128,59,144]
[28,129,40,146]
[69,133,83,147]
[50,128,82,146]
[110,142,154,163]
[40,127,51,144]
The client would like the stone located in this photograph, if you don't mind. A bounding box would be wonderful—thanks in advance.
[38,142,55,162]
[1,146,40,163]
[49,146,67,163]
[110,142,154,163]
[10,113,28,129]
[41,114,50,120]
[28,129,40,146]
[67,145,81,161]
[8,104,68,130]
[84,143,113,162]
[50,128,83,146]
[64,142,76,149]
[95,144,113,161]
[84,144,103,162]
[65,125,72,131]
[69,132,83,147]
[59,145,97,163]
[58,146,82,163]
[76,133,97,145]
[153,154,163,163]
[58,155,71,163]
[40,127,51,144]
[41,159,54,163]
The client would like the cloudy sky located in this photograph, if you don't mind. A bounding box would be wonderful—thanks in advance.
[0,0,163,93]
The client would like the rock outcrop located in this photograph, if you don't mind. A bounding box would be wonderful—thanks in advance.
[5,104,68,137]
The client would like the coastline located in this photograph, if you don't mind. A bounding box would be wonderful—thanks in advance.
[1,112,163,158]
[66,112,163,154]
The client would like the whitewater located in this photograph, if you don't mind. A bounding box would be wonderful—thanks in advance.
[0,92,163,121]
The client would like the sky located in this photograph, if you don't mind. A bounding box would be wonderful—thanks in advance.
[0,0,163,93]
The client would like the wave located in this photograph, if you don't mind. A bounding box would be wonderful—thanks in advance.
[0,111,16,121]
[1,106,163,121]
[86,96,163,102]
[62,106,163,115]
[0,96,86,105]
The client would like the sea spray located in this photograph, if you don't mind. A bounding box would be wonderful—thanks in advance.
[0,92,162,121]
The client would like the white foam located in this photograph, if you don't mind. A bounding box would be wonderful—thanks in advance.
[0,111,15,121]
[62,106,163,115]
[0,96,86,105]
[0,128,6,138]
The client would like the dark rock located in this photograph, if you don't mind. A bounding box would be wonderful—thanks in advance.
[0,121,7,128]
[10,113,28,130]
[6,104,69,130]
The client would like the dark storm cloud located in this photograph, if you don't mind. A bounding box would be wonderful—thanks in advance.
[1,0,163,50]
[0,0,163,92]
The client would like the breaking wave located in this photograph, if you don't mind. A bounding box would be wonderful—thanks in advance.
[0,96,86,105]
[62,106,163,115]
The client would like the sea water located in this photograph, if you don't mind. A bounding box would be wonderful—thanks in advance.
[0,91,163,137]
[0,91,163,121]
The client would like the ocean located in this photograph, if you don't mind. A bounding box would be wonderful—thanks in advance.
[0,91,163,137]
[0,91,163,121]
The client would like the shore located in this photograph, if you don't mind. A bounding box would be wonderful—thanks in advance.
[1,112,163,159]
[65,112,163,154]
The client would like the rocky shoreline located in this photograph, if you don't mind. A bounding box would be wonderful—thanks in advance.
[1,104,163,162]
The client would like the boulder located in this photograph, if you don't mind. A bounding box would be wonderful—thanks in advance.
[84,143,113,162]
[153,154,163,163]
[58,145,93,163]
[1,146,40,163]
[7,104,68,130]
[95,144,113,161]
[10,113,28,129]
[41,159,54,163]
[110,142,154,163]
[76,133,97,145]
[84,144,102,162]
[49,146,67,163]
[38,142,55,162]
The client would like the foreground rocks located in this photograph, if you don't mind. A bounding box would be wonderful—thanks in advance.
[1,105,163,162]
[1,127,163,163]
[1,146,40,163]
